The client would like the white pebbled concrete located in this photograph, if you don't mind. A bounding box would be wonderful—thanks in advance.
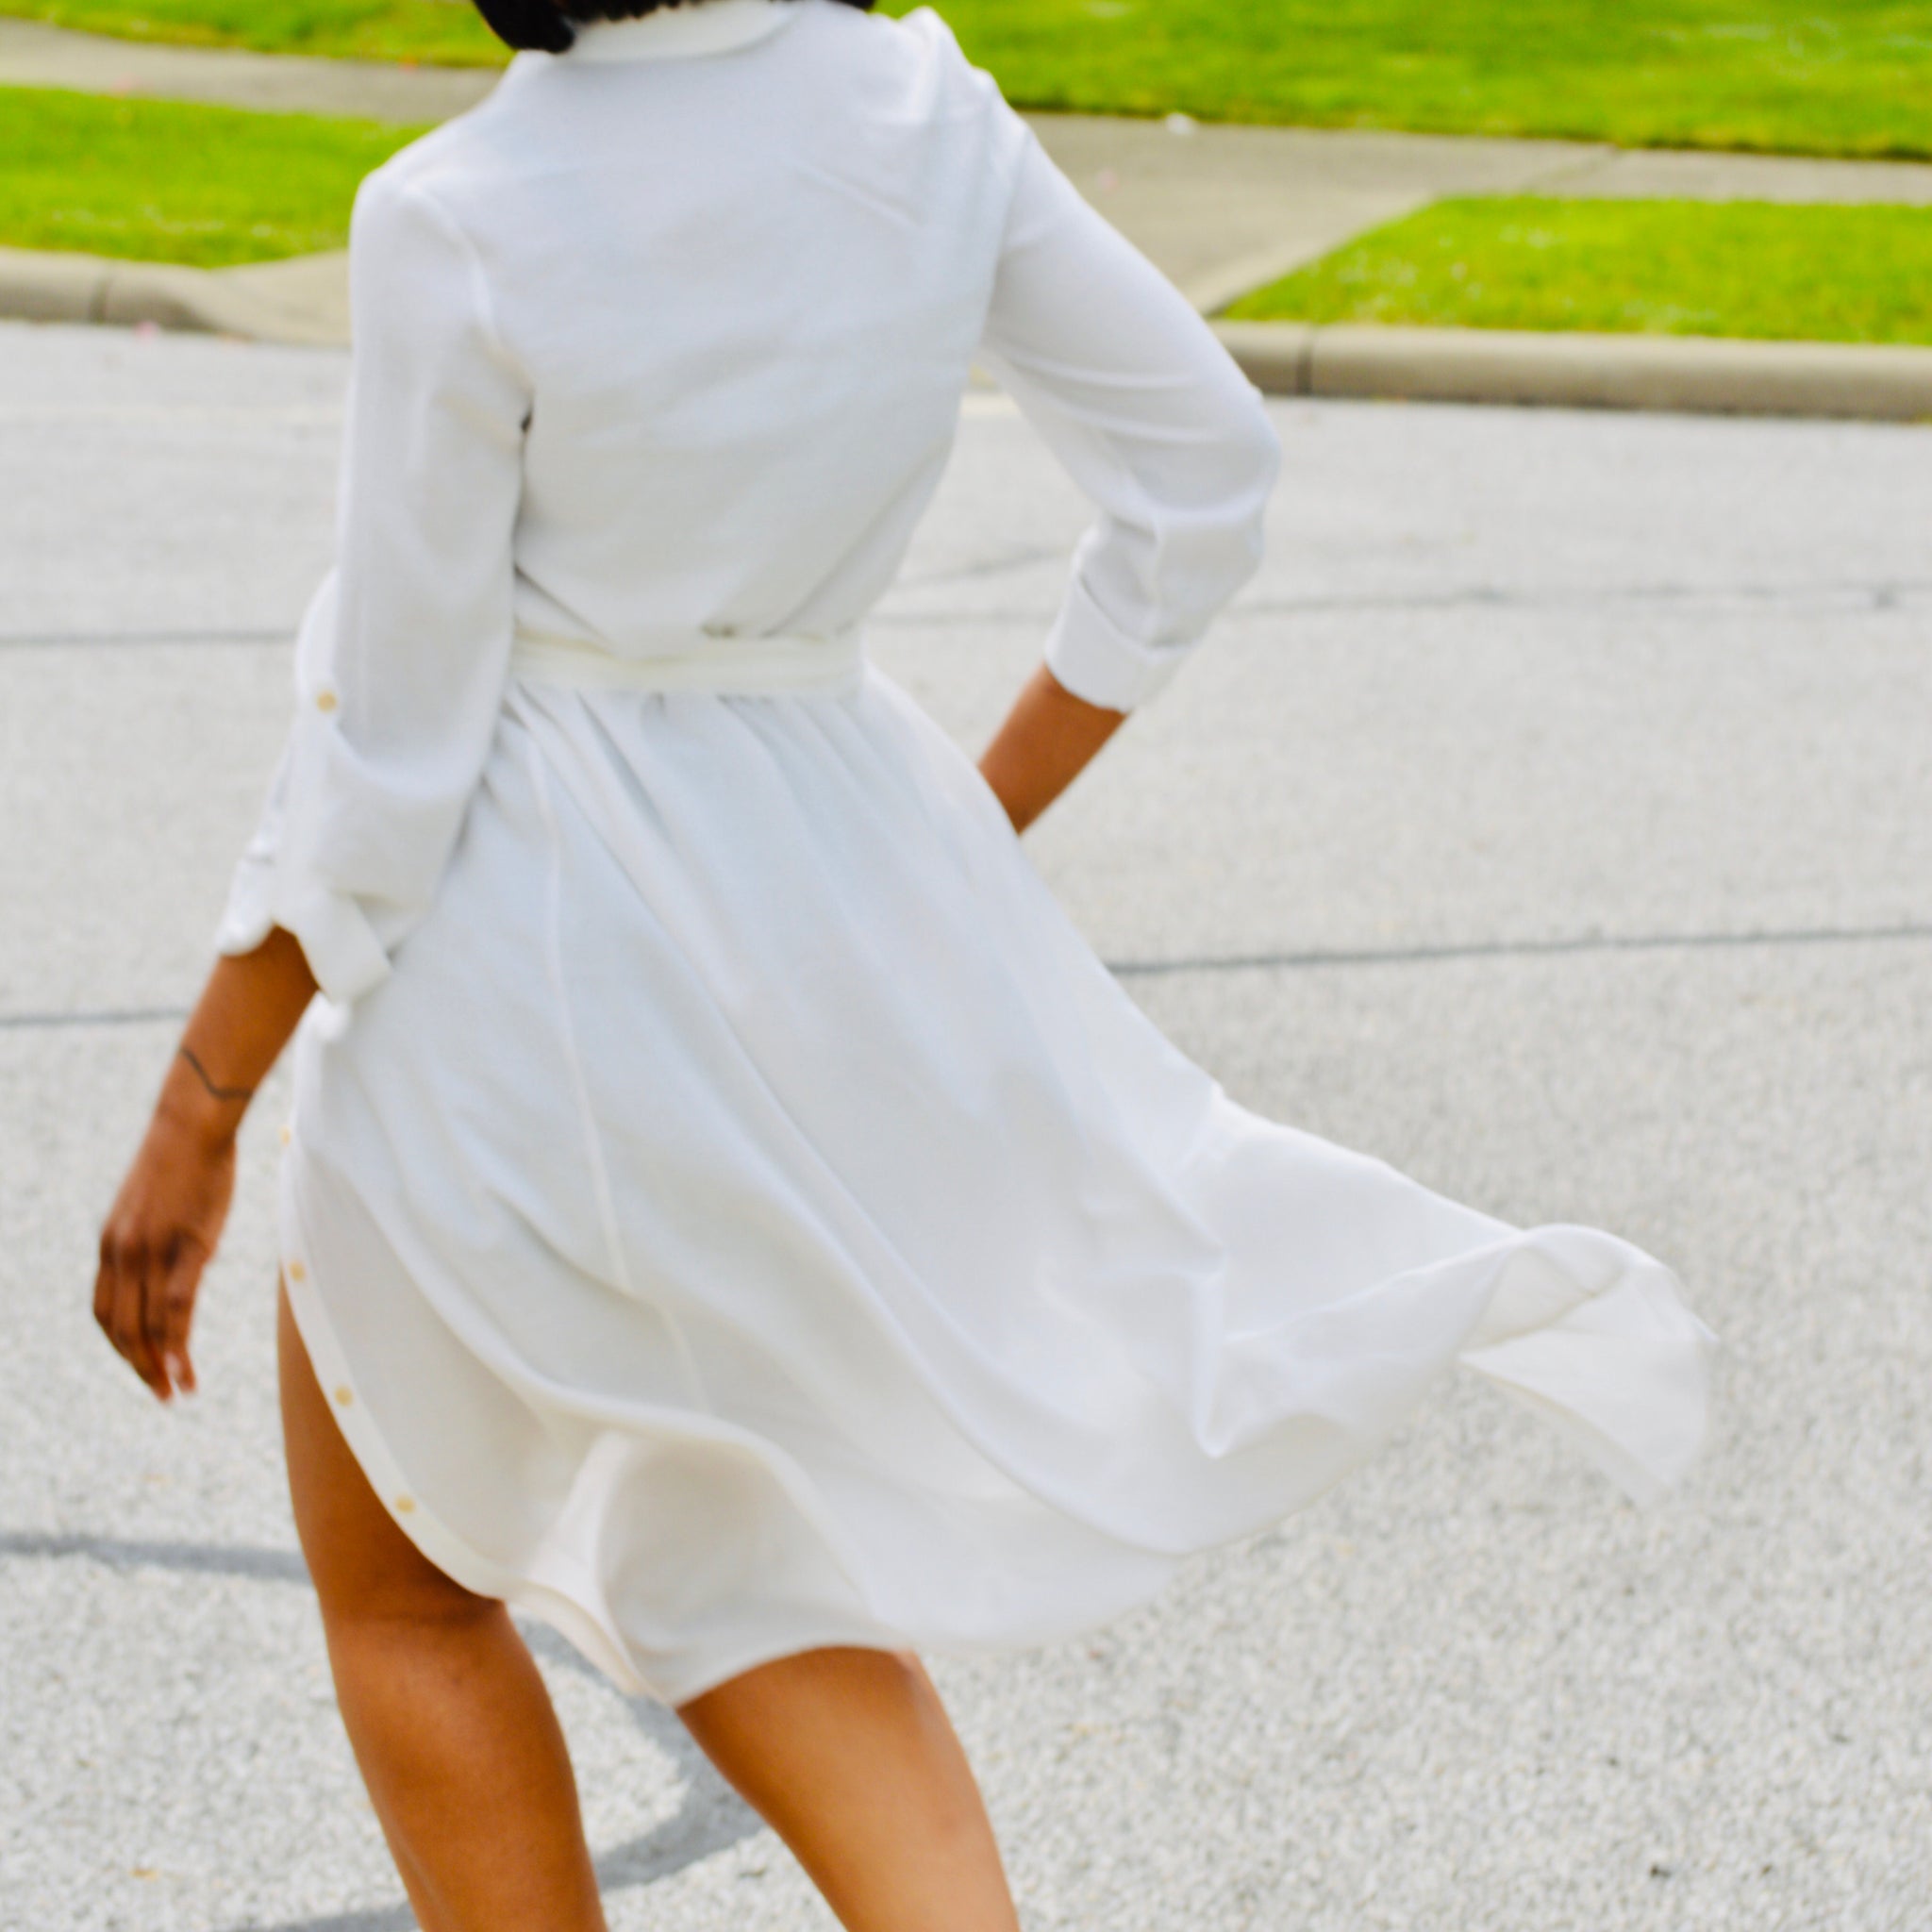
[3,323,1928,1932]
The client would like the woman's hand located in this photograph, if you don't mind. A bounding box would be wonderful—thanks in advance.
[95,1061,241,1402]
[92,926,320,1403]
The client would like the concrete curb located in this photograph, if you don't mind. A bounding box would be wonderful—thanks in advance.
[5,246,1929,421]
[1215,320,1932,422]
[0,244,348,346]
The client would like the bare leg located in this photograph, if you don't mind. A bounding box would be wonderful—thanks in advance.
[282,1277,1020,1932]
[278,1282,608,1932]
[679,1647,1024,1932]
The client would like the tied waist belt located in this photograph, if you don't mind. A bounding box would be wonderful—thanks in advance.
[509,625,865,697]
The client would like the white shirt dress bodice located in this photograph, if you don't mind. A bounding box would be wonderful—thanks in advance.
[221,0,1712,1706]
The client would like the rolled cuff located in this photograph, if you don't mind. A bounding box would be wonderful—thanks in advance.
[1041,574,1193,713]
[214,859,393,1008]
[214,851,278,963]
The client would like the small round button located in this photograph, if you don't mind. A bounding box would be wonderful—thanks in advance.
[332,1386,353,1407]
[314,689,340,714]
[286,1259,307,1283]
[393,1494,416,1515]
[278,1124,292,1147]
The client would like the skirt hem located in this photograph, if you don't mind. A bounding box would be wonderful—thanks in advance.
[278,1140,909,1707]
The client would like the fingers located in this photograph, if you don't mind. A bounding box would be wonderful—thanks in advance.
[92,1244,114,1346]
[140,1243,180,1401]
[95,1226,175,1401]
[106,1238,168,1399]
[94,1106,237,1404]
[158,1244,203,1397]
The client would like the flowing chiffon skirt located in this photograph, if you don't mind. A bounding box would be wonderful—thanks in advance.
[278,665,1712,1705]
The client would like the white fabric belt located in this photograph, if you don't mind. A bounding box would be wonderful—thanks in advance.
[510,625,865,697]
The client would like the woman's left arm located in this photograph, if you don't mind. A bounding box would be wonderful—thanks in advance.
[95,928,317,1401]
[217,164,530,1008]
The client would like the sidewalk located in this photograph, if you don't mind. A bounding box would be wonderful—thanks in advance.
[0,12,495,119]
[6,16,1932,417]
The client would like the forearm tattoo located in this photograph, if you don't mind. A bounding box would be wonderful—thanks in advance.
[177,1044,255,1105]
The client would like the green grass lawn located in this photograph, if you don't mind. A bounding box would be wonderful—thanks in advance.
[0,85,420,265]
[8,80,1930,345]
[3,0,1931,158]
[1224,198,1932,346]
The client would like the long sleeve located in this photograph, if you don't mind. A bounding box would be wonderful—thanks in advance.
[976,120,1281,713]
[216,163,528,1007]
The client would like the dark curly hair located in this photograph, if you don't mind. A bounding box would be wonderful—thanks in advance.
[473,0,875,57]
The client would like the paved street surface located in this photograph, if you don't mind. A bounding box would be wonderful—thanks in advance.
[3,320,1929,1931]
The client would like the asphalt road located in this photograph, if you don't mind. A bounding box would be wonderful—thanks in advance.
[3,321,1927,1932]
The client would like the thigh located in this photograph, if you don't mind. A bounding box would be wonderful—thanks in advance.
[277,1278,492,1626]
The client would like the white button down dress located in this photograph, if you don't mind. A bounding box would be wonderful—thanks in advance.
[221,0,1713,1705]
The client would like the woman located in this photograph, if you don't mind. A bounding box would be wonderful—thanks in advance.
[93,2,1713,1926]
